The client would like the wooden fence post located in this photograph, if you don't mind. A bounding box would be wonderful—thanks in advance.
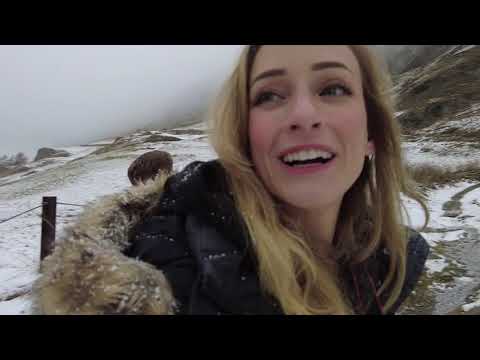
[40,196,56,262]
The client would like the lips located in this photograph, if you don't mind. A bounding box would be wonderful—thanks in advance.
[277,144,336,166]
[273,144,337,175]
[278,154,336,175]
[278,144,337,159]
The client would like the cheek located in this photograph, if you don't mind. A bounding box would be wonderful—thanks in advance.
[248,112,282,190]
[336,104,369,151]
[248,112,275,160]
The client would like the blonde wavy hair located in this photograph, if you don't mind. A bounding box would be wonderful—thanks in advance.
[207,45,429,314]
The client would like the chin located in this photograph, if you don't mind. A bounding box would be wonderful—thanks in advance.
[275,188,342,213]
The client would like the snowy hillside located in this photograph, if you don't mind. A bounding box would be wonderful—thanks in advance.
[391,45,480,314]
[0,123,216,314]
[375,45,476,76]
[1,121,479,315]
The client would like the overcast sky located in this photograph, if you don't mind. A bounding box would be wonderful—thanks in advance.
[0,45,244,158]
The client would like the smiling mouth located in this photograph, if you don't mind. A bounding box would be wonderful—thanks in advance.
[282,156,336,167]
[282,156,335,167]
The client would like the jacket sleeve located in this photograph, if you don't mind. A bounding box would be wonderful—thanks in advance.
[387,229,430,314]
[32,176,177,315]
[126,215,198,313]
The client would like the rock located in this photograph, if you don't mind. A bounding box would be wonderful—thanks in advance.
[34,148,71,162]
[143,134,181,143]
[167,129,205,136]
[442,200,462,218]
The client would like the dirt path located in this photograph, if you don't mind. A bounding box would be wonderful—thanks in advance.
[433,182,480,314]
[399,182,480,315]
[442,182,480,218]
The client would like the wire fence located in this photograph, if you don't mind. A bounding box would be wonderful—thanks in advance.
[57,202,86,208]
[0,196,89,275]
[0,200,85,225]
[0,205,43,224]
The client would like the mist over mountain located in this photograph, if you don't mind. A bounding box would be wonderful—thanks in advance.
[374,45,458,75]
[0,45,243,159]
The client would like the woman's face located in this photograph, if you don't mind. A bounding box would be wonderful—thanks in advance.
[248,45,374,213]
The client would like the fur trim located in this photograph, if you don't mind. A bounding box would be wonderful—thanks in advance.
[32,173,177,315]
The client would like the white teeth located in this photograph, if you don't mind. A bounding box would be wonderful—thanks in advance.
[282,149,334,163]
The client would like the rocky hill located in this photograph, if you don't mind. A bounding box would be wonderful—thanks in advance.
[387,45,480,315]
[394,45,480,132]
[388,45,480,171]
[376,45,458,75]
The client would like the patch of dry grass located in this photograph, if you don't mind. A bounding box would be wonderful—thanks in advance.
[406,161,480,188]
[428,127,480,143]
[0,165,29,178]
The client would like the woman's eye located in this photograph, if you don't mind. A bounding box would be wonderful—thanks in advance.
[252,91,283,106]
[320,84,352,97]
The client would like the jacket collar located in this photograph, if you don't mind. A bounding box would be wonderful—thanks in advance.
[153,160,251,252]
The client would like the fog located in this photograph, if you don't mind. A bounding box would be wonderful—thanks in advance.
[373,45,410,58]
[0,45,244,159]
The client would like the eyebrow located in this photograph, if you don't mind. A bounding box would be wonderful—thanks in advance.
[251,61,352,88]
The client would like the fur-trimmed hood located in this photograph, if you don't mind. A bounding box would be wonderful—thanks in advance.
[32,172,177,315]
[33,160,256,315]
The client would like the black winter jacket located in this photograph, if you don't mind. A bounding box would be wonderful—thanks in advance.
[125,160,430,315]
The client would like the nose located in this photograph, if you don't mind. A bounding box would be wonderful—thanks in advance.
[287,92,322,132]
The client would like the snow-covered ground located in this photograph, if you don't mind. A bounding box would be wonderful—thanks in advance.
[403,141,480,168]
[0,145,106,187]
[401,179,480,314]
[462,290,480,312]
[0,125,216,314]
[1,122,479,315]
[400,104,480,168]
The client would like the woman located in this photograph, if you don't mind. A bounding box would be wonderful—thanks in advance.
[33,45,430,315]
